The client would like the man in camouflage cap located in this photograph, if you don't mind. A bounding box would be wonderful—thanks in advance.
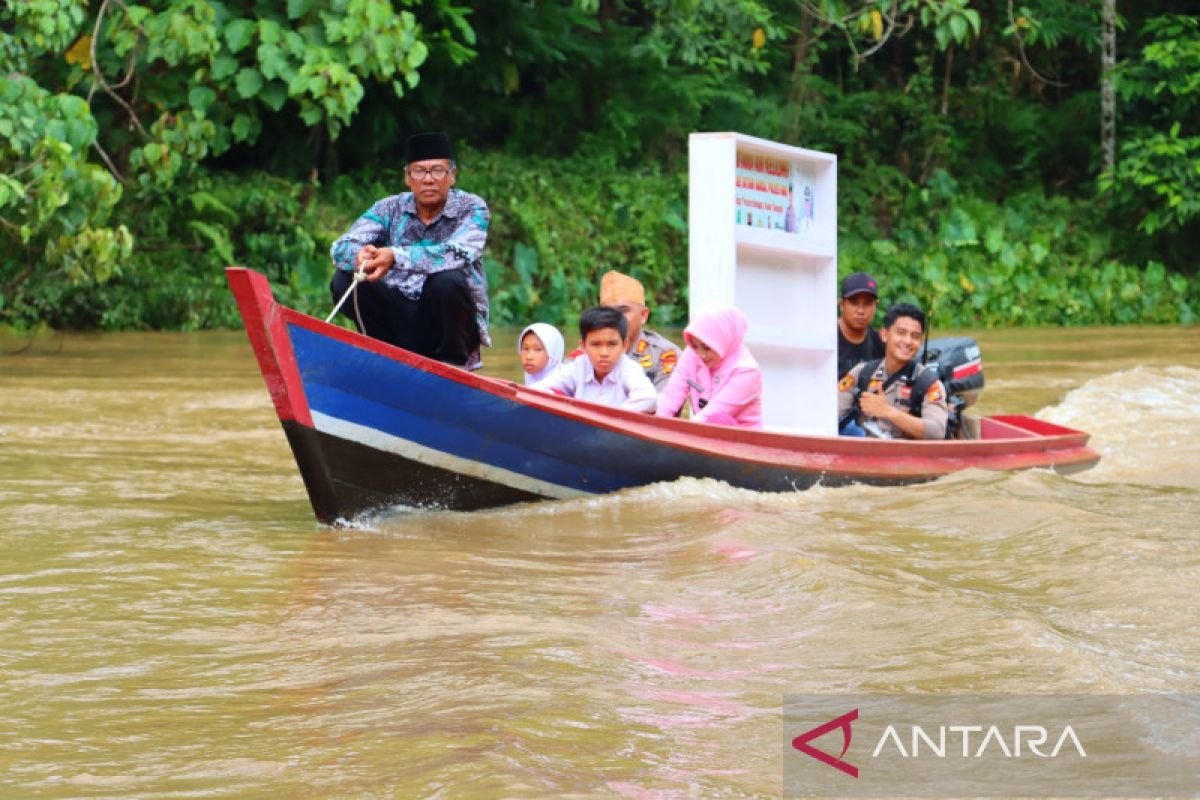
[599,270,679,391]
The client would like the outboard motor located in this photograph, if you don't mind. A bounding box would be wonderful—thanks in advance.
[917,337,984,438]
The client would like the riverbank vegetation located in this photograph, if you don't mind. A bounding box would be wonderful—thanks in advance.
[2,1,1198,331]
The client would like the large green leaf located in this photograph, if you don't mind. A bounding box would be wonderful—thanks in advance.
[188,219,235,264]
[188,86,217,116]
[235,67,263,98]
[224,19,256,53]
[260,81,287,111]
[211,53,238,80]
[939,208,978,247]
[287,0,313,20]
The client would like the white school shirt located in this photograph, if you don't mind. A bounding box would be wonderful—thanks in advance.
[532,354,657,412]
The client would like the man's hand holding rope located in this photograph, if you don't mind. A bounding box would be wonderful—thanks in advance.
[355,245,395,281]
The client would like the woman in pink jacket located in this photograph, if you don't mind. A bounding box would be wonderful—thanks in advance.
[655,305,763,428]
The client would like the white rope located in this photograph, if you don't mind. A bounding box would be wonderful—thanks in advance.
[326,269,366,324]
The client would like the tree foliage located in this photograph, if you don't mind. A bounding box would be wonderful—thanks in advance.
[2,0,1198,331]
[1102,14,1200,258]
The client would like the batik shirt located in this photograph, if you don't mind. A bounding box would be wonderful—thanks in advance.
[330,188,491,368]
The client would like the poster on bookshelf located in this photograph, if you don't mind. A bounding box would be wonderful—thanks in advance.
[734,150,816,235]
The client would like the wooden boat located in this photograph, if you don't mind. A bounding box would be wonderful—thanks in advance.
[228,267,1100,524]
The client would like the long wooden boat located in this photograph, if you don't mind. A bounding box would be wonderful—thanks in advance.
[228,267,1100,524]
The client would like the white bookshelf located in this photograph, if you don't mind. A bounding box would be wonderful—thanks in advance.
[688,132,838,435]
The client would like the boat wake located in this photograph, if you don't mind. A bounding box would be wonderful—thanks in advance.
[332,365,1199,528]
[1038,365,1200,489]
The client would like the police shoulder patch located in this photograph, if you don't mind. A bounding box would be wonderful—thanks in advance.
[660,349,678,374]
[926,382,944,403]
[838,373,854,391]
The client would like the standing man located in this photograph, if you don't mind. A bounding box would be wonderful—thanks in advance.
[598,270,679,390]
[329,132,490,369]
[837,302,948,440]
[837,271,883,379]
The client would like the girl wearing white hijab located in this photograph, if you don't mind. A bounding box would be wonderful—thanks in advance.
[518,323,565,385]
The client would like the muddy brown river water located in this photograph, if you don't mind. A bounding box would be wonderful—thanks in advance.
[1,326,1198,797]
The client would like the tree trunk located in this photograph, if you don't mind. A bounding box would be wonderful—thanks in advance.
[790,8,815,103]
[582,0,619,139]
[940,42,955,117]
[786,8,815,140]
[1100,0,1117,179]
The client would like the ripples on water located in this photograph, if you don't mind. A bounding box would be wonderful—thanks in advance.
[0,329,1198,798]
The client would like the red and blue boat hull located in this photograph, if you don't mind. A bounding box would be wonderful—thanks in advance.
[228,267,1100,523]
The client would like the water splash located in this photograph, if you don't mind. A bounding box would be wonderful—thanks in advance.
[1038,366,1200,488]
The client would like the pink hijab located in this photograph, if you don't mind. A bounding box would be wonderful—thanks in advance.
[656,305,763,428]
[684,305,749,370]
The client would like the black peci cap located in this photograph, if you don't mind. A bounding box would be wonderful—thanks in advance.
[404,132,455,164]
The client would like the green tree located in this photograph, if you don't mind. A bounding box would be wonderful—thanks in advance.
[0,1,131,316]
[1,0,471,326]
[1103,13,1200,263]
[3,0,1198,330]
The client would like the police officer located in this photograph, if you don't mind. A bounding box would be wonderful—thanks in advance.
[598,270,679,391]
[837,302,949,439]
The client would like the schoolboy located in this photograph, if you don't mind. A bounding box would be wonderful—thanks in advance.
[532,306,657,412]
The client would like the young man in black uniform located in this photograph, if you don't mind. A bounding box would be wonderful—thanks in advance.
[836,271,884,379]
